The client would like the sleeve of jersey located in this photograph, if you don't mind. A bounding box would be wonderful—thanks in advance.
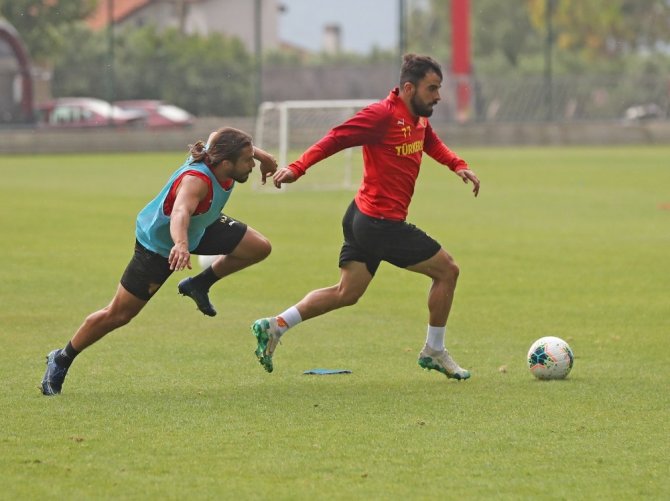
[287,104,391,178]
[423,123,469,172]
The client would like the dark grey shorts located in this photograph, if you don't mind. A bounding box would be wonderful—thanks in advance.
[120,214,247,300]
[338,200,441,276]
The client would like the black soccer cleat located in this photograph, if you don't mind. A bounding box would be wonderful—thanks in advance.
[178,277,217,317]
[41,349,70,396]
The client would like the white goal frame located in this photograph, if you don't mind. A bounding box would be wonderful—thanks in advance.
[254,99,375,190]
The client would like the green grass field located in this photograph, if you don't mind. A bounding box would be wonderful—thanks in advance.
[1,146,668,499]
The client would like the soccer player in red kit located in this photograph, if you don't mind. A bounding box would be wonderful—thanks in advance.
[252,54,481,379]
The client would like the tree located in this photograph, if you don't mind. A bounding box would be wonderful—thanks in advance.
[50,23,108,97]
[526,0,670,59]
[0,0,97,62]
[404,0,670,76]
[52,25,256,116]
[406,0,453,62]
[406,0,540,71]
[473,0,538,67]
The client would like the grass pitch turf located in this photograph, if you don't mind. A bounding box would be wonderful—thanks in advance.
[1,146,668,499]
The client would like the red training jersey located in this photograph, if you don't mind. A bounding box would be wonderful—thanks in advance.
[287,88,468,221]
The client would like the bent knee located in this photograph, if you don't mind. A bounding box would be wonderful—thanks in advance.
[254,237,272,261]
[435,254,460,282]
[241,236,272,264]
[448,260,460,279]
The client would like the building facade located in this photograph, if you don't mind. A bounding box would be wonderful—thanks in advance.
[88,0,280,53]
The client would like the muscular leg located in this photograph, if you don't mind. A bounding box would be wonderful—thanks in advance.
[408,249,470,379]
[406,248,460,327]
[295,261,374,321]
[211,226,271,278]
[70,284,148,352]
[252,261,373,373]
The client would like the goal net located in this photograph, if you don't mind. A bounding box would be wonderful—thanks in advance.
[254,99,375,191]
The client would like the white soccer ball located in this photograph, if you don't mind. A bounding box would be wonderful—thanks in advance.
[197,255,218,269]
[527,336,574,380]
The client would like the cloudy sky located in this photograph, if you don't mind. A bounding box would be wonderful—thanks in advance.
[278,0,400,53]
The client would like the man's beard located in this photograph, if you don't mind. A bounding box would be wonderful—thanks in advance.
[232,173,249,183]
[410,94,435,117]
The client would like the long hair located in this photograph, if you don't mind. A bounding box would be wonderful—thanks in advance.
[399,53,443,86]
[189,127,253,167]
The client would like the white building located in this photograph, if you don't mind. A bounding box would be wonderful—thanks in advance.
[88,0,281,53]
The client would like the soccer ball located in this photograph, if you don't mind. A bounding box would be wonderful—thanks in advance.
[197,255,218,269]
[527,336,574,380]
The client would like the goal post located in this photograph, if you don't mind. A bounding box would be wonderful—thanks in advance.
[254,99,375,191]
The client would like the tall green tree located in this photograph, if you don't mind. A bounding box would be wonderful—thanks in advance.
[0,0,97,62]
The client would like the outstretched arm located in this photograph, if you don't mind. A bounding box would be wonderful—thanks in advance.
[273,102,390,189]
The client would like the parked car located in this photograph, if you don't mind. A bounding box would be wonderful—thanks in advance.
[113,100,194,129]
[36,97,145,128]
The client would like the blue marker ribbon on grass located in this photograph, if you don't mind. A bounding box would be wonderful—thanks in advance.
[303,369,352,375]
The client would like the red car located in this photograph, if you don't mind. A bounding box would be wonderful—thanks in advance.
[114,100,194,129]
[36,97,145,128]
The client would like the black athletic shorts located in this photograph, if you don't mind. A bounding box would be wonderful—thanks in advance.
[120,214,247,300]
[338,200,441,276]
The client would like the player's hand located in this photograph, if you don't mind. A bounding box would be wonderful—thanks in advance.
[251,147,278,185]
[273,167,297,188]
[456,169,480,197]
[258,156,278,185]
[169,243,192,271]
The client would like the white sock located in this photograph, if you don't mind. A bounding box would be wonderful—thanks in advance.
[275,306,302,336]
[426,325,446,351]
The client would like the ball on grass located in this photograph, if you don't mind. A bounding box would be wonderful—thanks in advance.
[527,336,574,380]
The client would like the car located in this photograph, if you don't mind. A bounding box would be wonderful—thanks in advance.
[36,97,145,128]
[113,100,194,129]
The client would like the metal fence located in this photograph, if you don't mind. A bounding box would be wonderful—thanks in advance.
[1,62,669,126]
[262,64,670,124]
[467,74,670,123]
